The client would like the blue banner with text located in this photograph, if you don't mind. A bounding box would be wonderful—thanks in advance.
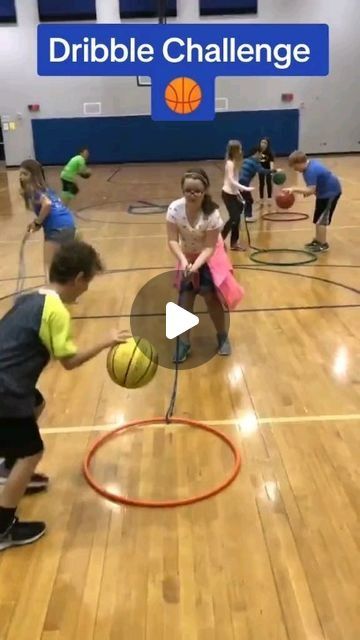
[38,23,329,121]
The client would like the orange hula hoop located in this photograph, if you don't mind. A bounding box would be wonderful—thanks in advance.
[83,417,242,508]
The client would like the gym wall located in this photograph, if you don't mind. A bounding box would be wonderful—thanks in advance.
[0,0,358,165]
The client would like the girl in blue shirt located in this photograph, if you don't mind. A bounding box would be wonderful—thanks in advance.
[19,160,76,280]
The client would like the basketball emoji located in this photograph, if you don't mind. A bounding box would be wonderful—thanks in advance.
[165,77,202,114]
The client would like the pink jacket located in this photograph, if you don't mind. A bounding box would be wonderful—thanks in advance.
[176,238,244,310]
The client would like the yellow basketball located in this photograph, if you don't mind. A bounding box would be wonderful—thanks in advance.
[106,337,158,389]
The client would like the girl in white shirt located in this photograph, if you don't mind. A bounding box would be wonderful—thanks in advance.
[166,169,239,363]
[221,140,254,251]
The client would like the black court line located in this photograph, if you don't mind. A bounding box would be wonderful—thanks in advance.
[75,165,359,230]
[106,167,122,183]
[233,265,360,295]
[74,202,165,226]
[0,285,39,303]
[75,200,360,230]
[106,163,212,184]
[72,303,360,321]
[0,264,359,285]
[1,267,358,319]
[78,164,168,224]
[214,161,224,173]
[0,266,359,297]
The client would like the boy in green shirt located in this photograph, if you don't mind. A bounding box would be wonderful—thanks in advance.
[60,148,90,204]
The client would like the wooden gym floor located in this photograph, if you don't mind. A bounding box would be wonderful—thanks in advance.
[0,157,359,640]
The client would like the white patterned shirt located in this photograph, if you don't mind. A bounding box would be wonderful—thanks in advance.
[166,197,223,254]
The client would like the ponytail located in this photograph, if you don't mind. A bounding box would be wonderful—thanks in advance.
[202,194,218,216]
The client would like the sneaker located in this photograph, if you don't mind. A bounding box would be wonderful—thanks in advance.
[0,517,46,551]
[304,239,320,249]
[245,215,257,223]
[217,334,232,356]
[309,242,329,253]
[0,460,49,494]
[172,340,191,364]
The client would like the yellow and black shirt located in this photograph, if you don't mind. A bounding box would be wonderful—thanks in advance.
[0,289,77,417]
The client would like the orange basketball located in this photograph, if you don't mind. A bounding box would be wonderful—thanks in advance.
[275,191,295,210]
[165,77,202,114]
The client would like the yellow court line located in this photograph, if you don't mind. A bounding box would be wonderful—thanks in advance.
[41,413,360,435]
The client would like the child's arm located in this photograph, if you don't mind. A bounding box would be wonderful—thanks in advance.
[78,156,90,178]
[284,186,316,197]
[45,304,130,370]
[28,193,51,231]
[167,221,189,271]
[60,330,129,371]
[225,161,253,192]
[256,160,278,176]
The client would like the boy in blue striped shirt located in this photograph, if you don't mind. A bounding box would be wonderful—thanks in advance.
[239,149,279,220]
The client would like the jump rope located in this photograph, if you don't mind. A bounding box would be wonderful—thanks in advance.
[165,281,189,422]
[15,231,31,299]
[14,168,317,424]
[164,189,317,418]
[14,239,240,508]
[244,214,317,266]
[12,191,342,506]
[13,181,315,425]
[165,335,180,421]
[15,227,181,421]
[239,190,317,266]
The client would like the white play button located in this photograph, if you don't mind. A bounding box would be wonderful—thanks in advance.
[165,302,199,340]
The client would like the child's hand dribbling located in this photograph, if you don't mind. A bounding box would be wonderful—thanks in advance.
[108,330,131,347]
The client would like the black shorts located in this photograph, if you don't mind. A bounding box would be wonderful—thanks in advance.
[44,227,76,243]
[180,263,215,295]
[61,179,79,196]
[313,194,341,225]
[0,390,45,459]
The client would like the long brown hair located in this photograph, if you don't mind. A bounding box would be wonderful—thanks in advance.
[181,168,218,217]
[226,140,243,169]
[258,137,273,155]
[19,159,47,209]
